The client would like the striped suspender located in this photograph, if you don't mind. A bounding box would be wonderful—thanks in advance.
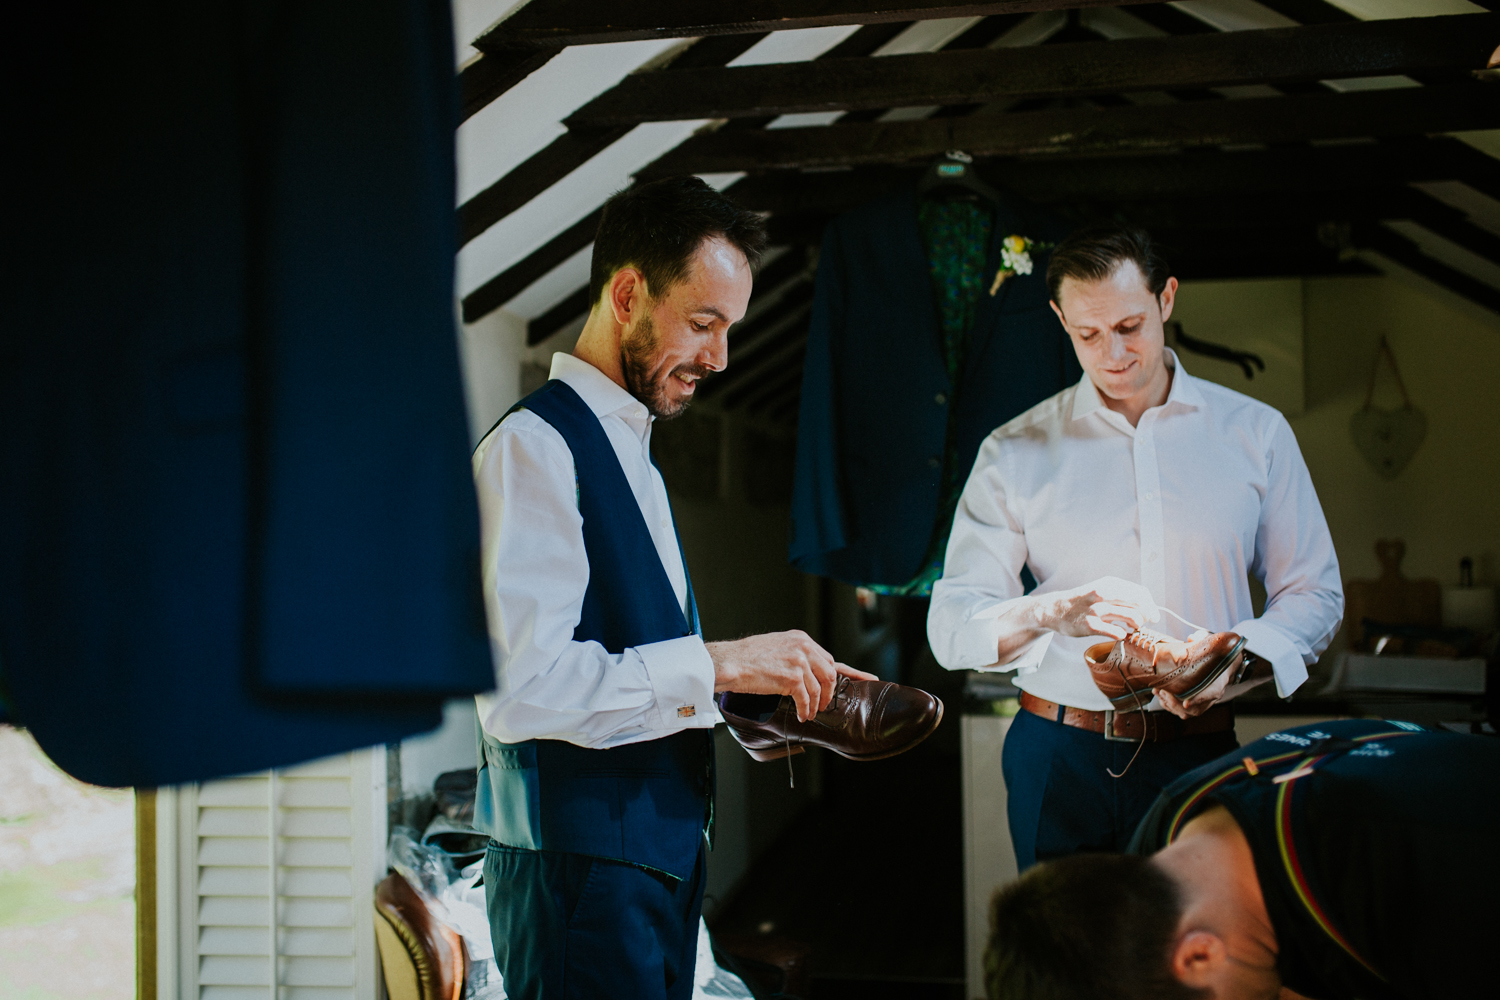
[1167,730,1417,984]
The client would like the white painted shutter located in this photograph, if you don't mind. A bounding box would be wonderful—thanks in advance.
[172,749,387,1000]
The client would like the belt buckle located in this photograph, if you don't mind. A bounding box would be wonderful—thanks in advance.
[1103,710,1132,742]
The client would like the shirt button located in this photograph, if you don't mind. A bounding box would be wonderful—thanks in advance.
[1148,551,1158,562]
[928,457,941,469]
[934,392,947,405]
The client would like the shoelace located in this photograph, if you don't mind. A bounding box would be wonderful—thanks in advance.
[1160,605,1210,635]
[1107,608,1211,779]
[782,676,853,789]
[1126,627,1177,653]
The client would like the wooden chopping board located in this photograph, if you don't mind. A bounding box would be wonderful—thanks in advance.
[1343,539,1441,651]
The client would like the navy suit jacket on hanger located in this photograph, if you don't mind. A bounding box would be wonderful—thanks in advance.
[789,187,1081,588]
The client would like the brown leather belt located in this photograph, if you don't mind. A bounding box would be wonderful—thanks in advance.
[1019,691,1233,743]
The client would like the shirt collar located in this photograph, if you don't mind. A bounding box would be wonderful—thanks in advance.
[1070,348,1205,422]
[548,352,651,424]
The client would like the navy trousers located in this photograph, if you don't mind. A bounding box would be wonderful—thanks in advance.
[1001,707,1238,870]
[483,841,705,1000]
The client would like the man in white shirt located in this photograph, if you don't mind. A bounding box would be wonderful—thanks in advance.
[471,177,873,1000]
[927,224,1342,870]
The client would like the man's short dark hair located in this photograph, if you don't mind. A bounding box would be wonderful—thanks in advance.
[588,176,768,305]
[1046,224,1171,304]
[985,854,1206,1000]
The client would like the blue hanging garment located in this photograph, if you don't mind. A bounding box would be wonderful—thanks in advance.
[1,0,493,786]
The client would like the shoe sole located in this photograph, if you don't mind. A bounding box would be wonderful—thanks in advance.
[733,697,946,762]
[1108,637,1248,714]
[742,742,806,762]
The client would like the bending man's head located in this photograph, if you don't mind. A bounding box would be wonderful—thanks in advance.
[586,176,767,419]
[985,854,1206,1000]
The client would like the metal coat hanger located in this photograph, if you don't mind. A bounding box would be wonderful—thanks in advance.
[916,149,1001,205]
[1168,321,1265,380]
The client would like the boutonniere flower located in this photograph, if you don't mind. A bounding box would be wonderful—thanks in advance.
[990,234,1051,295]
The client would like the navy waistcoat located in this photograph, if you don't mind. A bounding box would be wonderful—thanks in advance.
[473,380,713,879]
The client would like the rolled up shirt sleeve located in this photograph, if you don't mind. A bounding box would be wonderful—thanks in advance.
[473,416,717,749]
[1235,415,1344,698]
[929,437,1051,673]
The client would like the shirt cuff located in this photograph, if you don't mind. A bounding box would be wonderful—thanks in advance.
[1233,619,1307,699]
[950,600,1054,674]
[637,635,719,730]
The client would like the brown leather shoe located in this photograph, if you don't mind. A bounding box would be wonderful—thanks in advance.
[716,676,943,762]
[1085,628,1247,714]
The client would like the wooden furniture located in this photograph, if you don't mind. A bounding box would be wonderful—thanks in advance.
[1344,539,1441,651]
[374,874,466,1000]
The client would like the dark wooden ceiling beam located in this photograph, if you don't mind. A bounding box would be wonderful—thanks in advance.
[748,246,817,301]
[1356,223,1500,314]
[733,280,816,346]
[723,138,1500,218]
[461,128,628,247]
[1387,186,1500,265]
[476,1,1155,50]
[526,285,593,345]
[458,33,770,248]
[741,359,810,414]
[462,210,601,324]
[641,85,1500,176]
[702,308,814,402]
[568,14,1499,127]
[756,188,1500,279]
[723,339,811,409]
[460,48,562,125]
[1252,1,1356,25]
[463,137,1500,325]
[514,184,1500,343]
[733,295,815,360]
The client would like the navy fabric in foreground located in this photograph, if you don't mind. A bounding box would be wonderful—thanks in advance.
[1,1,492,786]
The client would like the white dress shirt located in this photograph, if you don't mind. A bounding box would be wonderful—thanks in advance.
[928,350,1343,711]
[473,353,719,749]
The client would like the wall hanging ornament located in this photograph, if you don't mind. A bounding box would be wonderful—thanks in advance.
[1349,336,1426,480]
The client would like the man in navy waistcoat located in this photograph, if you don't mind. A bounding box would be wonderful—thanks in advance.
[471,177,876,999]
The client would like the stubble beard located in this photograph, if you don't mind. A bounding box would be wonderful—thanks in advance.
[620,313,710,420]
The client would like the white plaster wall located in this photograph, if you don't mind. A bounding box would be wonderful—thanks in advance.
[1170,277,1305,416]
[457,306,527,447]
[400,699,482,798]
[1172,271,1500,665]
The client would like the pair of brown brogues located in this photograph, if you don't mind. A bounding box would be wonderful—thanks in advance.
[717,675,944,762]
[1086,626,1265,713]
[716,626,1259,761]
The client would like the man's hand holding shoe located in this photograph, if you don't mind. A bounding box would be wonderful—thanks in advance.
[709,630,945,763]
[707,630,876,722]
